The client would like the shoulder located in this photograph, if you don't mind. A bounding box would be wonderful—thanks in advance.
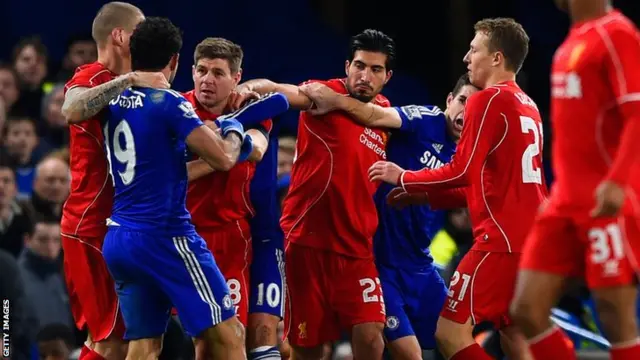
[467,87,502,109]
[65,62,115,92]
[396,104,444,122]
[374,93,390,107]
[302,78,349,94]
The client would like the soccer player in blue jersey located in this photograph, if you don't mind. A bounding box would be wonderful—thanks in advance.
[101,17,252,360]
[300,74,479,359]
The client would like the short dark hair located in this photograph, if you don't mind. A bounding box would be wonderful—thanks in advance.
[474,18,530,73]
[194,38,243,74]
[3,114,37,137]
[12,36,48,64]
[451,73,478,97]
[349,29,396,71]
[66,33,95,50]
[0,62,19,85]
[130,17,183,72]
[0,151,16,177]
[36,323,74,348]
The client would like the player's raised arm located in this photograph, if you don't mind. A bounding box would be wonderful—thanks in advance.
[399,89,505,193]
[299,82,402,128]
[62,72,169,124]
[233,79,313,111]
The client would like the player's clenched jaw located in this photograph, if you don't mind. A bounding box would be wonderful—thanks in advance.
[463,32,495,90]
[344,29,395,103]
[191,38,243,112]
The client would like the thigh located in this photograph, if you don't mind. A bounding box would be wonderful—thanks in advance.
[378,266,414,343]
[406,268,447,350]
[102,228,171,340]
[285,243,338,348]
[151,234,236,338]
[63,232,124,341]
[519,208,584,279]
[331,255,385,331]
[249,232,285,319]
[579,215,639,289]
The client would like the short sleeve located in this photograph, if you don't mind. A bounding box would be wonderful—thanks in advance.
[394,105,444,134]
[64,65,112,94]
[163,92,204,142]
[603,26,640,111]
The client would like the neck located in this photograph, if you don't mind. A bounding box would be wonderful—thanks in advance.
[484,70,516,89]
[571,1,612,24]
[97,46,128,75]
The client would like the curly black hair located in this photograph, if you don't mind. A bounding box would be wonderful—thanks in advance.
[130,17,183,72]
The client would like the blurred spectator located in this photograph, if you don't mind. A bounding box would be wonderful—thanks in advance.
[0,155,32,257]
[2,115,50,197]
[18,218,73,330]
[0,249,37,360]
[48,147,70,165]
[0,63,21,116]
[35,323,75,360]
[55,33,97,83]
[12,36,49,119]
[40,84,68,149]
[277,136,296,179]
[28,156,70,221]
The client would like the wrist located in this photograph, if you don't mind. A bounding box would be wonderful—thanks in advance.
[124,72,136,87]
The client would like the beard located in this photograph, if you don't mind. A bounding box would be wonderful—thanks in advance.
[346,83,375,103]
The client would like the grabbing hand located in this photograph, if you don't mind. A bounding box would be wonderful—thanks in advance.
[368,161,405,185]
[298,83,342,115]
[591,180,626,218]
[228,87,261,111]
[130,71,170,89]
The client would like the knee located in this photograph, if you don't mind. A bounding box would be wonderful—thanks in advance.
[509,296,545,329]
[434,317,473,353]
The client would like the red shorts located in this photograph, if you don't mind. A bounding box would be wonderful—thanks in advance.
[198,219,252,325]
[441,249,520,329]
[61,233,124,341]
[520,204,640,289]
[284,242,385,348]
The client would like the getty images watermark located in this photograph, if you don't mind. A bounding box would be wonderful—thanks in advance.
[2,299,9,358]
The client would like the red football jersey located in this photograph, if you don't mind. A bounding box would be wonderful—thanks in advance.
[184,90,273,229]
[400,81,548,253]
[550,10,640,213]
[280,78,389,259]
[61,62,116,240]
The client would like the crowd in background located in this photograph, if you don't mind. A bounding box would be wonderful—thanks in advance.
[0,30,476,360]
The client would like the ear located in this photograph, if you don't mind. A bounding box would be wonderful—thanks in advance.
[234,68,243,85]
[345,60,350,76]
[170,53,180,71]
[110,28,121,46]
[492,51,504,68]
[384,70,393,85]
[446,92,454,107]
[192,64,196,79]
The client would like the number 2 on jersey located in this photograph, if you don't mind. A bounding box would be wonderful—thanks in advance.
[520,116,544,185]
[105,120,137,185]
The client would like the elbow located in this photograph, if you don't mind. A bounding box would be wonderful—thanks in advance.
[248,148,265,162]
[62,106,81,124]
[218,156,236,171]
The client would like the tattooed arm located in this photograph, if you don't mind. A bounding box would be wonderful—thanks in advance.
[62,72,169,124]
[62,74,134,124]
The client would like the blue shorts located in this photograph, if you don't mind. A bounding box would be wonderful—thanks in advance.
[102,227,235,339]
[378,264,447,349]
[248,230,285,318]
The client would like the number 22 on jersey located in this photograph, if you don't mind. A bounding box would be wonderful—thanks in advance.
[105,120,137,186]
[520,116,544,185]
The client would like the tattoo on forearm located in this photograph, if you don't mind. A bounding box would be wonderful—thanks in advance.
[74,76,132,119]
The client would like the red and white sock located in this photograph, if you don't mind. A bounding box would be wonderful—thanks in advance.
[528,325,576,360]
[78,348,106,360]
[610,338,640,360]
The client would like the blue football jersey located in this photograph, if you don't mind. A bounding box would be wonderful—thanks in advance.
[104,88,204,236]
[374,105,457,269]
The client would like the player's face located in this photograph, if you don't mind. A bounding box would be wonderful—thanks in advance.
[463,32,496,89]
[345,50,392,102]
[67,40,97,69]
[445,84,479,141]
[27,223,61,261]
[193,58,242,109]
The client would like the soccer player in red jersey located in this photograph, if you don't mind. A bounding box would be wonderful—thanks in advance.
[233,29,394,359]
[369,19,545,360]
[60,3,167,359]
[183,37,272,358]
[511,1,640,359]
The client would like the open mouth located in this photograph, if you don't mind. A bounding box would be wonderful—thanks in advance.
[454,118,464,131]
[200,89,215,96]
